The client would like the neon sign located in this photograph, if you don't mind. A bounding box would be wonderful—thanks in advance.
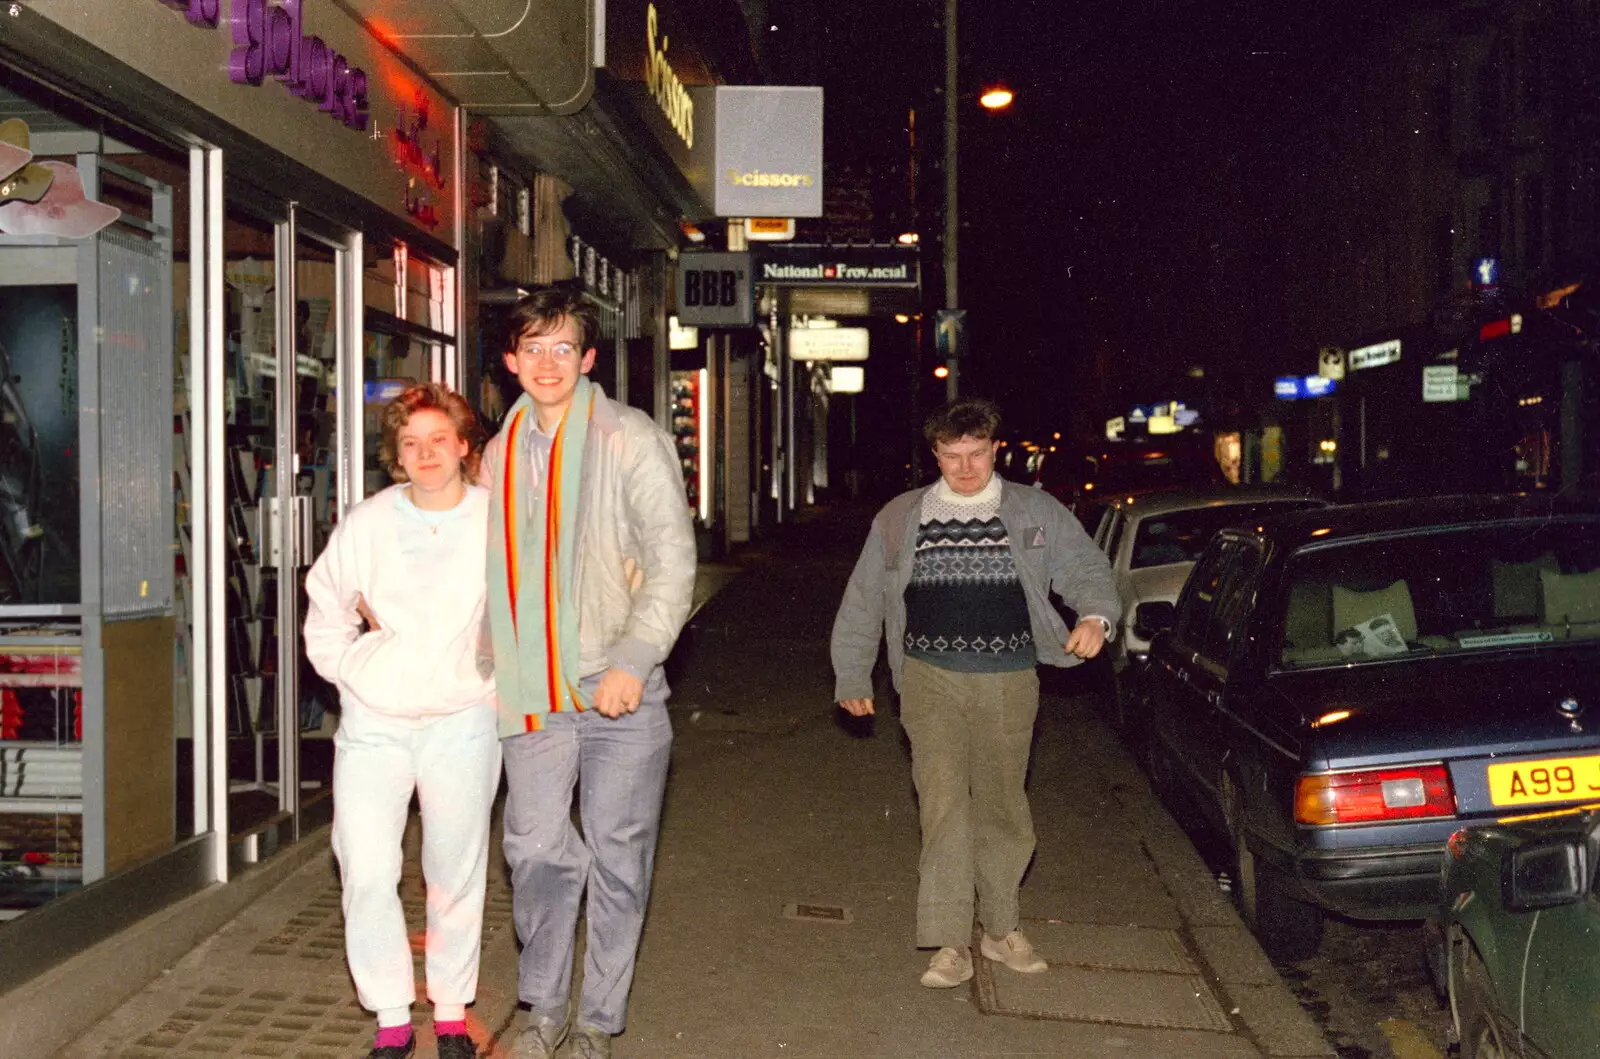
[392,93,445,229]
[156,0,369,132]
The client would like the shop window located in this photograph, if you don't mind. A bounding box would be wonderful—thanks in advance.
[0,82,191,924]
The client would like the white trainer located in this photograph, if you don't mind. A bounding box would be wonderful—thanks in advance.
[980,929,1048,973]
[920,946,974,988]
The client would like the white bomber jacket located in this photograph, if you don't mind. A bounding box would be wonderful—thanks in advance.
[479,385,697,681]
[303,484,496,722]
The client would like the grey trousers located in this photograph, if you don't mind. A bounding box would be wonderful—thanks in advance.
[501,669,673,1035]
[899,657,1041,949]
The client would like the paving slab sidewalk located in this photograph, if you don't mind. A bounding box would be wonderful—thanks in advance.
[61,504,1333,1059]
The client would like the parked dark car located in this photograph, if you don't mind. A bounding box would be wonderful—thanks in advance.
[1131,494,1600,960]
[1434,806,1600,1059]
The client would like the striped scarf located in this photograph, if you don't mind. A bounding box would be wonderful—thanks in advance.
[487,378,594,736]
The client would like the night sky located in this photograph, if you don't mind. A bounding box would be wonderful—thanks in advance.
[771,0,1400,441]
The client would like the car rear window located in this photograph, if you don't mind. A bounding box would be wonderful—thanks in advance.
[1277,519,1600,667]
[1130,501,1321,569]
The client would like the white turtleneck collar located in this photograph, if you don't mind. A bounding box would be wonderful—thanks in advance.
[934,473,1002,506]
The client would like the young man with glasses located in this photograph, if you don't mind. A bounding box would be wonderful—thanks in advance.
[481,286,696,1059]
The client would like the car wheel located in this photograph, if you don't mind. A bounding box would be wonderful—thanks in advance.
[1144,724,1176,802]
[1220,773,1324,962]
[1457,944,1509,1059]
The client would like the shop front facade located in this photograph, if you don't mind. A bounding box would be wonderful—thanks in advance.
[468,0,828,556]
[0,0,463,1026]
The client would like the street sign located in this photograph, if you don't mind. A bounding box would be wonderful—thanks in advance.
[1318,345,1346,380]
[1422,364,1459,402]
[675,251,754,327]
[1348,338,1401,371]
[1472,257,1500,289]
[789,327,869,362]
[829,365,865,393]
[936,309,967,360]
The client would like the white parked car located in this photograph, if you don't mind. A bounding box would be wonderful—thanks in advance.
[1091,488,1328,677]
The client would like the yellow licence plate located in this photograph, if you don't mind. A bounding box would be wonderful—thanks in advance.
[1488,754,1600,807]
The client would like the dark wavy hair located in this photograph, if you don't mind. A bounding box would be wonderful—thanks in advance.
[501,284,600,353]
[378,382,484,484]
[923,396,1002,448]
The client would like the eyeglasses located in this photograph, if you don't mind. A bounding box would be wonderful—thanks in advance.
[515,340,581,362]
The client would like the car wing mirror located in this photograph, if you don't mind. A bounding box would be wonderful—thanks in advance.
[1504,837,1588,912]
[1133,601,1176,642]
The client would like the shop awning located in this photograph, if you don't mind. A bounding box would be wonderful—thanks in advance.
[343,0,595,114]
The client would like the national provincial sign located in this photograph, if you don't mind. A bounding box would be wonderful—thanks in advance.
[756,245,920,288]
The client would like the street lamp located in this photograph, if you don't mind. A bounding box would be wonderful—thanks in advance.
[979,86,1015,110]
[943,0,1014,401]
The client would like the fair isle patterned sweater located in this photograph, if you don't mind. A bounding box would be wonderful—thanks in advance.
[902,475,1036,673]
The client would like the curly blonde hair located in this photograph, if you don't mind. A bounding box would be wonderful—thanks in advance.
[378,382,484,484]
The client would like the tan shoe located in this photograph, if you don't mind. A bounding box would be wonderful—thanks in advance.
[981,929,1048,973]
[920,945,974,987]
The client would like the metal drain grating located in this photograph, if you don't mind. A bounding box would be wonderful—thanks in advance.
[783,902,853,924]
[972,919,1233,1032]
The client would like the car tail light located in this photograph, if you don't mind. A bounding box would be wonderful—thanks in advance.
[1294,765,1456,825]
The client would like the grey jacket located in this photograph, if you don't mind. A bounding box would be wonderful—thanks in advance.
[481,386,697,681]
[831,479,1121,702]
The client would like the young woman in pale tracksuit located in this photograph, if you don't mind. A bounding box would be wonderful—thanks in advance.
[304,382,499,1059]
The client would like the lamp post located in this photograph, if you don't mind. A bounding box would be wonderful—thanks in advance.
[943,0,959,401]
[942,0,1012,402]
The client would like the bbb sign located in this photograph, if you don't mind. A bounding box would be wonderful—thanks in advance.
[675,252,754,327]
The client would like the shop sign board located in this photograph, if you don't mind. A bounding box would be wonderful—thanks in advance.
[745,217,796,242]
[1274,375,1337,400]
[675,251,753,327]
[829,365,865,393]
[789,327,869,362]
[700,87,823,218]
[1348,338,1401,371]
[43,0,456,235]
[607,0,821,219]
[757,245,919,287]
[1422,364,1460,402]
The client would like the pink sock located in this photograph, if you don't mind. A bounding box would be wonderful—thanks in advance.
[374,1025,413,1049]
[435,1020,469,1037]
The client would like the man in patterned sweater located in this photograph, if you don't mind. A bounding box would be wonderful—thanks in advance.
[831,397,1119,988]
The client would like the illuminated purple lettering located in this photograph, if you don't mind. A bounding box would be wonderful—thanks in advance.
[272,0,302,86]
[317,52,346,114]
[298,36,328,99]
[161,0,220,27]
[228,0,266,85]
[176,0,377,136]
[265,3,293,77]
[345,69,370,131]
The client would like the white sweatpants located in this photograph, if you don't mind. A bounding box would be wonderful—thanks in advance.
[331,700,501,1017]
